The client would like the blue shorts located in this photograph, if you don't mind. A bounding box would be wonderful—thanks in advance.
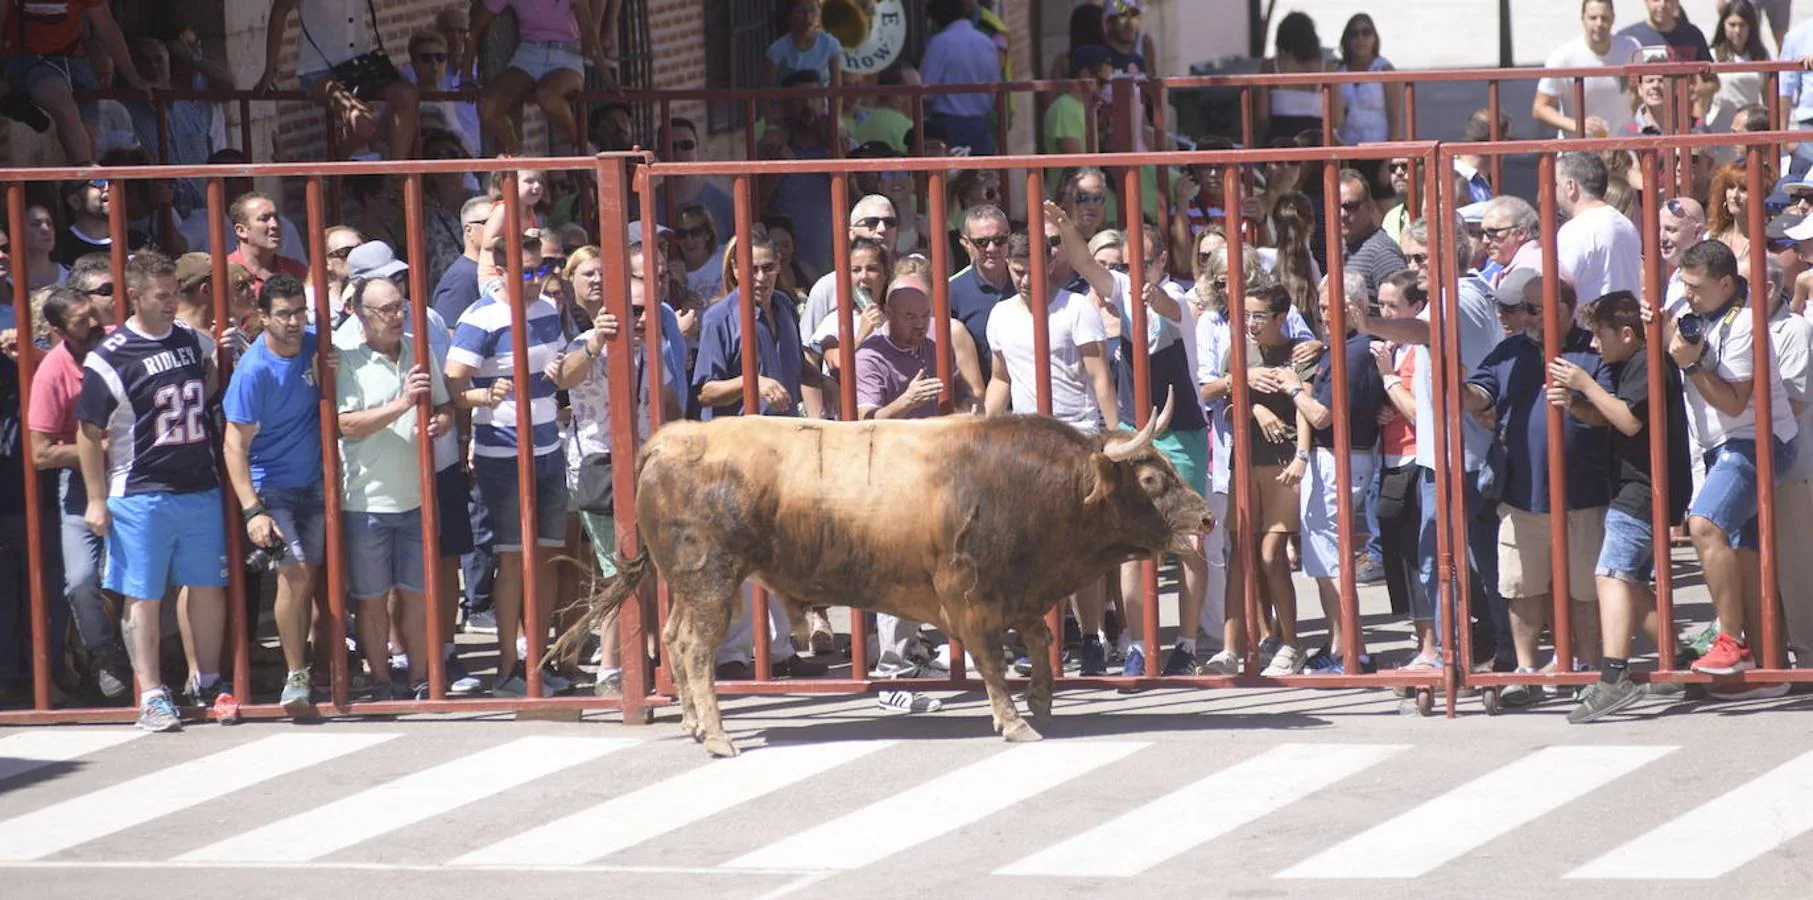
[1300,448,1377,579]
[507,40,583,81]
[1155,429,1210,495]
[5,53,98,118]
[344,510,425,600]
[105,489,229,600]
[474,452,569,552]
[261,482,326,568]
[435,464,475,558]
[1595,507,1655,585]
[1690,437,1797,550]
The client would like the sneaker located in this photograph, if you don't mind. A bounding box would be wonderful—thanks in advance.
[367,680,395,702]
[1261,645,1306,677]
[445,655,482,695]
[595,669,623,699]
[1568,675,1645,724]
[136,691,182,733]
[1306,652,1344,674]
[877,690,943,713]
[280,669,313,716]
[1691,633,1755,676]
[1199,649,1241,676]
[412,681,431,701]
[1078,638,1108,676]
[1257,635,1283,660]
[1161,643,1197,676]
[869,660,920,679]
[541,669,574,695]
[771,655,828,677]
[493,673,545,697]
[1684,625,1718,661]
[1707,681,1791,701]
[1354,557,1386,585]
[464,609,498,634]
[389,651,409,675]
[93,645,131,700]
[807,609,836,655]
[1121,645,1146,677]
[1498,667,1547,707]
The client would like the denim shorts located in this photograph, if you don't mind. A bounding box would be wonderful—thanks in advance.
[1595,507,1655,585]
[474,452,570,551]
[1300,448,1377,579]
[5,53,98,118]
[1690,437,1798,550]
[104,489,228,600]
[261,482,326,567]
[343,510,425,600]
[506,40,583,81]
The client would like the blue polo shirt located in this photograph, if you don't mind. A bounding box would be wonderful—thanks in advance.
[223,331,323,489]
[948,264,1011,381]
[1466,326,1613,513]
[1310,331,1386,452]
[691,288,804,419]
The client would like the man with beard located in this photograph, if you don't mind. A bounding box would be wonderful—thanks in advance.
[53,177,148,268]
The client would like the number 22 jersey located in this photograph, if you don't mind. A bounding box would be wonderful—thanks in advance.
[76,320,220,497]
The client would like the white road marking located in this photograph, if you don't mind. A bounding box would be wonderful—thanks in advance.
[1277,745,1676,879]
[455,740,892,866]
[997,743,1408,877]
[722,741,1148,872]
[176,736,635,863]
[0,733,396,861]
[0,730,142,783]
[1568,748,1813,879]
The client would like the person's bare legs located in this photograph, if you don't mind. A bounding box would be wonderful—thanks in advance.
[184,586,227,687]
[494,550,525,680]
[478,69,536,156]
[355,594,391,688]
[1117,559,1145,644]
[1509,594,1547,670]
[30,76,94,164]
[1597,576,1641,663]
[378,78,420,159]
[120,597,163,690]
[1570,598,1603,667]
[1178,545,1206,648]
[1261,533,1298,647]
[533,69,585,150]
[273,564,316,672]
[1690,515,1748,639]
[1315,577,1341,653]
[174,587,199,685]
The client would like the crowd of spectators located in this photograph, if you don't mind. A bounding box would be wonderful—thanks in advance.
[7,0,1813,725]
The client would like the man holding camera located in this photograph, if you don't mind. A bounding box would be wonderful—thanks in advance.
[222,274,326,717]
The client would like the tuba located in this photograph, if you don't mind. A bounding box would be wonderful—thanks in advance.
[826,0,908,76]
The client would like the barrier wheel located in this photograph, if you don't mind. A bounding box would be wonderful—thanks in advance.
[1480,687,1501,716]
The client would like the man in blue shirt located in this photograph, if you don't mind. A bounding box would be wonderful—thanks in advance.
[222,274,324,716]
[947,205,1014,383]
[1462,271,1613,705]
[689,230,825,678]
[921,0,1001,154]
[431,197,493,326]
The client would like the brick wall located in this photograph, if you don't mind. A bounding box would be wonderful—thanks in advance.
[649,0,710,137]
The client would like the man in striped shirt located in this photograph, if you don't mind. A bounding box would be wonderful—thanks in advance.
[444,232,572,697]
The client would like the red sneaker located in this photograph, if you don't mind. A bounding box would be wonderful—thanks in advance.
[210,688,242,726]
[1690,632,1755,676]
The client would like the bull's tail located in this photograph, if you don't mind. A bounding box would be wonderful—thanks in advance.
[547,547,653,665]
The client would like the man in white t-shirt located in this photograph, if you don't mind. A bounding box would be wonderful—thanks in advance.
[985,216,1120,677]
[1556,151,1642,301]
[1649,240,1800,677]
[1533,0,1641,138]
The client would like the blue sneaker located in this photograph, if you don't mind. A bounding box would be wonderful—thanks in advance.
[1122,645,1146,677]
[136,691,182,733]
[1079,638,1107,676]
[1306,652,1344,674]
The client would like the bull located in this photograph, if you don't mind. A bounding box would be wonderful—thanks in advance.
[558,393,1211,758]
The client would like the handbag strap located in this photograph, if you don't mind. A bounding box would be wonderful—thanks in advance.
[300,0,390,67]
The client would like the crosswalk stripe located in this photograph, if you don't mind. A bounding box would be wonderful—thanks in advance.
[0,730,143,784]
[175,736,636,863]
[721,741,1148,872]
[1277,744,1676,879]
[996,743,1408,878]
[1566,748,1813,880]
[0,733,395,861]
[453,740,893,867]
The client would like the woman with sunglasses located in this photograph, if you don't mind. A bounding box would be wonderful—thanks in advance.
[1336,14,1399,148]
[675,204,725,312]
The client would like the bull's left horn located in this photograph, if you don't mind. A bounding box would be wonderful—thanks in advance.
[1104,388,1173,462]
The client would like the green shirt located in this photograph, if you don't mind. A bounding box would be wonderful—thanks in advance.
[852,106,913,154]
[1042,93,1088,187]
[334,339,450,514]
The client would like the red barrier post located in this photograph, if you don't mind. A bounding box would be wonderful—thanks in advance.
[1123,167,1160,676]
[305,176,351,712]
[204,178,252,705]
[401,174,447,702]
[927,169,961,683]
[238,98,253,158]
[1025,169,1061,677]
[1320,164,1362,670]
[1639,149,1678,676]
[1572,78,1588,139]
[828,171,872,681]
[7,186,52,710]
[1436,152,1476,683]
[1746,147,1784,671]
[499,172,548,698]
[1487,80,1503,190]
[1404,83,1417,141]
[732,174,773,682]
[604,153,652,720]
[1423,149,1459,715]
[1537,153,1573,674]
[1222,164,1262,675]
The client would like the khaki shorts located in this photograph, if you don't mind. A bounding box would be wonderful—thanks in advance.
[1250,464,1301,535]
[1497,505,1606,602]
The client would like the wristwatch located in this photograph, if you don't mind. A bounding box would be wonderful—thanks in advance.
[1681,358,1704,376]
[1295,449,1311,462]
[1287,386,1303,399]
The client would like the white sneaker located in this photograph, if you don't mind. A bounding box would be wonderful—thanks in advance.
[877,690,943,713]
[1261,645,1306,677]
[1198,649,1241,676]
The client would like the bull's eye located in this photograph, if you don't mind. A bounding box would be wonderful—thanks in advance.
[1140,472,1161,492]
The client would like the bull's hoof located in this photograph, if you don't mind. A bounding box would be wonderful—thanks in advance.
[1029,699,1052,721]
[702,733,740,757]
[991,716,1004,734]
[1002,720,1043,742]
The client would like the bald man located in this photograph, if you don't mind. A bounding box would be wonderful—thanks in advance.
[1659,196,1708,315]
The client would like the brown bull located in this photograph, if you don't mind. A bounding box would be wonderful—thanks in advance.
[562,394,1211,757]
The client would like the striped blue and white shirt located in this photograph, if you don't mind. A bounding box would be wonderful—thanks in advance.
[447,293,567,458]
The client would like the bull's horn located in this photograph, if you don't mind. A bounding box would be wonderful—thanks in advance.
[1103,388,1173,462]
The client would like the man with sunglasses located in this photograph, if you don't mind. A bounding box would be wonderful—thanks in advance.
[652,117,734,237]
[401,30,478,157]
[53,178,147,269]
[1479,195,1544,288]
[430,197,495,328]
[950,204,1015,382]
[1337,168,1408,302]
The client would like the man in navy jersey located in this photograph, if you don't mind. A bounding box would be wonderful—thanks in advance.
[223,274,323,717]
[76,252,232,733]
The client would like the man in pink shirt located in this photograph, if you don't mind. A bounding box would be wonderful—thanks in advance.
[1479,195,1544,286]
[26,286,130,700]
[226,191,307,299]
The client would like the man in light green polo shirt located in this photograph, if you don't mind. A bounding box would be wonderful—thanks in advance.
[334,276,453,701]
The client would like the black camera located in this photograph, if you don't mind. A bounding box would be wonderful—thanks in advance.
[246,541,286,575]
[1678,313,1706,344]
[0,89,50,133]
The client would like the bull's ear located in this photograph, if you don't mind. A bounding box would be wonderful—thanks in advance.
[1084,452,1118,506]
